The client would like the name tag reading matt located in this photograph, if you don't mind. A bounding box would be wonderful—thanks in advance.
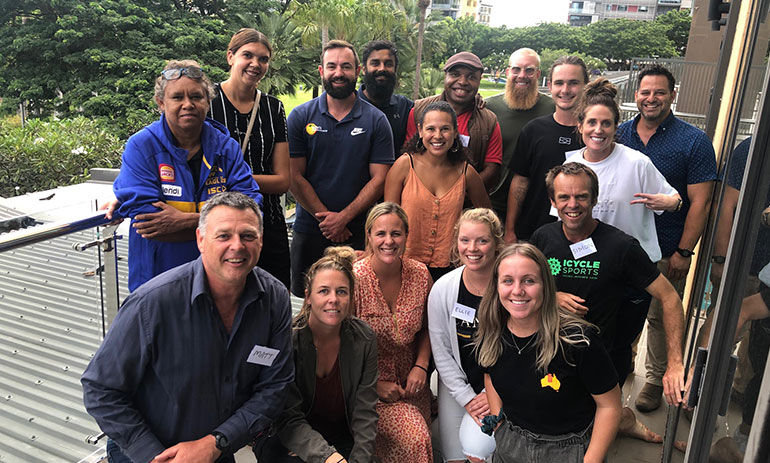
[459,134,470,147]
[570,237,597,259]
[247,345,280,366]
[452,303,476,323]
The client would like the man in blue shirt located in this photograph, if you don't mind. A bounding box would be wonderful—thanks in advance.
[358,39,413,156]
[82,192,293,463]
[288,39,394,297]
[618,64,717,412]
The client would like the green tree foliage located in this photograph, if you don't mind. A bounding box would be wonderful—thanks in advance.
[539,48,607,77]
[654,9,692,56]
[0,116,123,196]
[584,18,678,68]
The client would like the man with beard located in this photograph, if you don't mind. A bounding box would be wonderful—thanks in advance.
[486,48,556,222]
[287,39,394,296]
[358,40,413,156]
[504,56,587,243]
[617,65,716,412]
[404,51,503,191]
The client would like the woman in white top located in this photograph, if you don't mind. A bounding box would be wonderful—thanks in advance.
[563,78,680,263]
[428,209,502,462]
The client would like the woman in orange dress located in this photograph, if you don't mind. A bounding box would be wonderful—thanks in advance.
[385,101,490,283]
[353,202,433,463]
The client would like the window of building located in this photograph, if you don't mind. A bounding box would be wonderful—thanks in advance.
[639,5,648,11]
[617,4,627,11]
[605,3,612,10]
[628,5,638,11]
[612,4,618,10]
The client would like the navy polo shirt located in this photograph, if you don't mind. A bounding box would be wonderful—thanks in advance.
[618,112,717,257]
[358,83,413,156]
[287,91,395,235]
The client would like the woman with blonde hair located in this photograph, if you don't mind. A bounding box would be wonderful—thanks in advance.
[255,247,379,463]
[477,244,621,463]
[428,208,503,462]
[354,202,434,463]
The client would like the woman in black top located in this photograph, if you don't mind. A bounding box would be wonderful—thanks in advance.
[209,28,291,287]
[475,244,621,463]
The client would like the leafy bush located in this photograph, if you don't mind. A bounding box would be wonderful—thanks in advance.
[0,116,123,197]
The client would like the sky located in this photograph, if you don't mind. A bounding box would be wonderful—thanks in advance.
[489,0,569,28]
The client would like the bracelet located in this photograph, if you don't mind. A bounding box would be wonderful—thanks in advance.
[336,457,346,463]
[674,198,683,212]
[413,364,428,374]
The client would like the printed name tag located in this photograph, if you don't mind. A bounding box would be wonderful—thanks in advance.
[452,303,476,323]
[459,134,470,147]
[247,345,280,366]
[569,237,597,259]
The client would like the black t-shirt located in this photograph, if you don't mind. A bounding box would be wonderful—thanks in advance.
[209,84,288,228]
[486,326,617,435]
[457,278,485,394]
[511,114,582,240]
[530,221,660,346]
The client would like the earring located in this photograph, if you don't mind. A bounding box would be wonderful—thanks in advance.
[416,138,425,151]
[450,138,460,153]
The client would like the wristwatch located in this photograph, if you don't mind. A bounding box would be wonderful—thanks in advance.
[712,255,726,264]
[211,431,229,452]
[675,247,694,257]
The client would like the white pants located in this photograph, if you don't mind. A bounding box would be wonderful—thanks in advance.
[437,380,496,461]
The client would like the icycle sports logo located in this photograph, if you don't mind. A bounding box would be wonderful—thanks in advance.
[548,258,600,278]
[548,258,562,276]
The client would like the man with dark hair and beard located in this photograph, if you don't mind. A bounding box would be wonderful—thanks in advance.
[404,51,503,192]
[486,48,556,222]
[287,39,395,297]
[358,40,413,156]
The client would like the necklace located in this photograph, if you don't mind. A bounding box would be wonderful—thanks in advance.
[510,332,536,355]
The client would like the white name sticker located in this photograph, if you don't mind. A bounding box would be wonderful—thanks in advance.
[162,184,182,197]
[452,303,476,323]
[247,345,280,367]
[569,237,597,259]
[459,134,470,147]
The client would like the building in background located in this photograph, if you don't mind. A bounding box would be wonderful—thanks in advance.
[429,0,461,19]
[568,0,685,26]
[478,1,492,25]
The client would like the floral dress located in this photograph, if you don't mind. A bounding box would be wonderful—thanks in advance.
[353,256,433,463]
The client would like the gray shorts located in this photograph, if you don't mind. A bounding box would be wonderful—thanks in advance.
[491,420,592,463]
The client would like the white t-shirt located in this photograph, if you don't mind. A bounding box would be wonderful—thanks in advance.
[557,143,677,262]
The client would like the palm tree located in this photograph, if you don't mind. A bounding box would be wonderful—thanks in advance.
[413,0,430,100]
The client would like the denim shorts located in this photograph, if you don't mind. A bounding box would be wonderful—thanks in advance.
[491,420,592,463]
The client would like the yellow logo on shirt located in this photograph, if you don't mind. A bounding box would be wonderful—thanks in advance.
[540,373,561,391]
[306,123,320,135]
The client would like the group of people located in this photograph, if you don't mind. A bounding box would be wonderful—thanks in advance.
[81,24,725,463]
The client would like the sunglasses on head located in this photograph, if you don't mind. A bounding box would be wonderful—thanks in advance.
[161,67,204,81]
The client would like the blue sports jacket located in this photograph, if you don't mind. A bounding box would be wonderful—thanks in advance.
[114,114,262,291]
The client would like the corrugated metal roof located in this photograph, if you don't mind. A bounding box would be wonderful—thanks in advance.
[0,227,129,463]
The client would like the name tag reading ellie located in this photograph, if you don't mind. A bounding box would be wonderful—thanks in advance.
[569,237,597,259]
[452,303,476,323]
[247,345,280,367]
[459,134,470,147]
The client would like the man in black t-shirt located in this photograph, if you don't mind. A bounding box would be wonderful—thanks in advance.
[504,56,587,243]
[530,163,686,443]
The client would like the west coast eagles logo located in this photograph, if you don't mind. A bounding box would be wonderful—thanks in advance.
[305,123,328,136]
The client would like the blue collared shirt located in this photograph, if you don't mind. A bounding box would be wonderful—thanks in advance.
[81,258,294,463]
[358,84,414,155]
[618,112,717,257]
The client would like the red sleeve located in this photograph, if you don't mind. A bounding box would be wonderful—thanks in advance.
[404,107,417,147]
[484,122,503,165]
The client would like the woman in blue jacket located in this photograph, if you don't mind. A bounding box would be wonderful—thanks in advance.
[111,59,262,291]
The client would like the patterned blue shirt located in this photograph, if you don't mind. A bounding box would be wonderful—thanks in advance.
[618,112,717,257]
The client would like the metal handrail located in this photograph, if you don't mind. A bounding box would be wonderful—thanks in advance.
[0,210,112,253]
